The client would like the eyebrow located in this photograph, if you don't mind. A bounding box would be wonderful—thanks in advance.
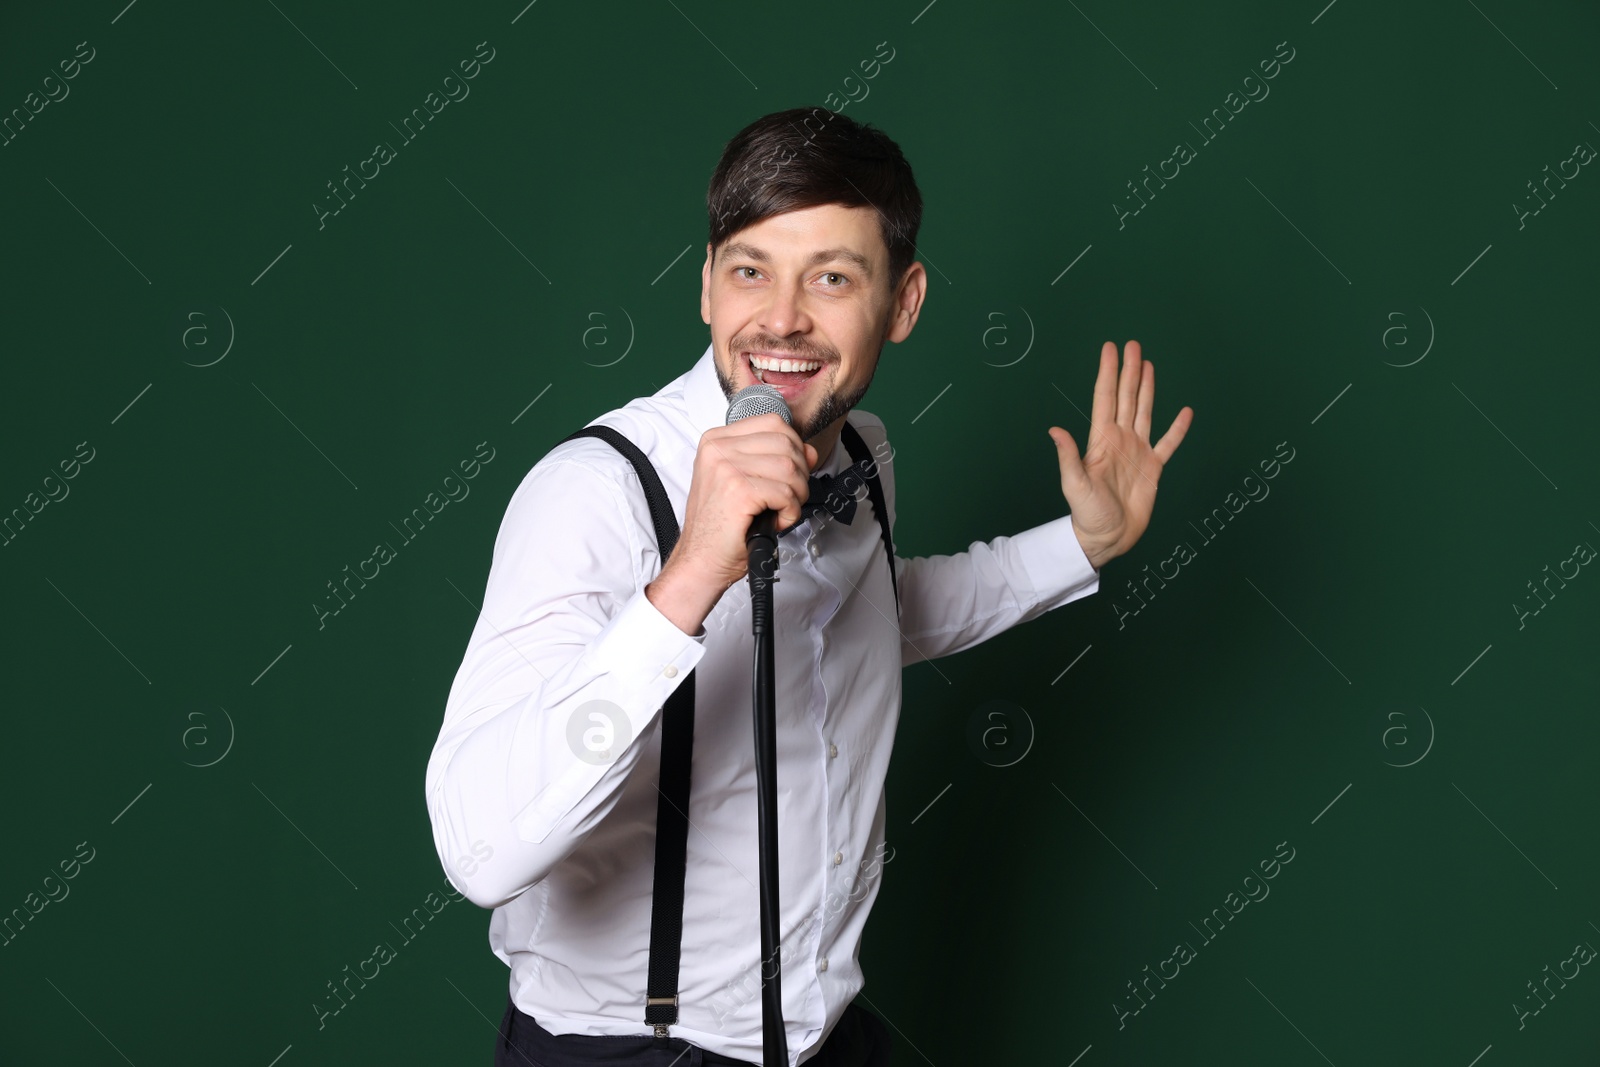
[720,241,874,280]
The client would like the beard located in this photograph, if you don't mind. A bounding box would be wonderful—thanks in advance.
[713,338,880,443]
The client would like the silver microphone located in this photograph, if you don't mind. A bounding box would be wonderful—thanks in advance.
[726,383,792,427]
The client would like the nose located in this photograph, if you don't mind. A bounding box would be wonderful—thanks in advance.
[760,277,813,338]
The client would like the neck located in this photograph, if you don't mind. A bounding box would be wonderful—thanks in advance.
[810,422,844,471]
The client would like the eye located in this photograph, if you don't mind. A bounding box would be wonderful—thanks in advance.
[735,266,761,280]
[820,272,848,287]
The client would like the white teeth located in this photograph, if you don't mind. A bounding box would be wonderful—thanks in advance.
[749,353,821,374]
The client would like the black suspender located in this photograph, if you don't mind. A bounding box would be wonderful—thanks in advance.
[552,417,897,1038]
[836,421,899,612]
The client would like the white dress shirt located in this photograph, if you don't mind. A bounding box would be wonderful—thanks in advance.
[425,342,1100,1065]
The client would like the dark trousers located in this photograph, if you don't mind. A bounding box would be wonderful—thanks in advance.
[494,994,893,1067]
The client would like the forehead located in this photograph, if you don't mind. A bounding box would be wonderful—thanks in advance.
[721,203,886,266]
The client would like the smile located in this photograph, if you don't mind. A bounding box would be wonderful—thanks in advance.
[745,351,826,401]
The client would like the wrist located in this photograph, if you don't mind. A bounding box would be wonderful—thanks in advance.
[646,554,723,637]
[1073,524,1110,572]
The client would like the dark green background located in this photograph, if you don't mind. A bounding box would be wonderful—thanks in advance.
[3,0,1597,1064]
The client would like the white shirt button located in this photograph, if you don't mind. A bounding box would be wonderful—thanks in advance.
[808,542,821,558]
[828,743,838,759]
[833,851,843,866]
[818,956,829,972]
[663,665,678,678]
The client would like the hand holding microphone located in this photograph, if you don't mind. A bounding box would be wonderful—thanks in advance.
[645,385,816,635]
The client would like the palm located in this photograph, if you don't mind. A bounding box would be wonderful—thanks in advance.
[1048,341,1193,569]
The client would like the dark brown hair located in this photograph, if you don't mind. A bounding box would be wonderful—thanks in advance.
[707,107,923,293]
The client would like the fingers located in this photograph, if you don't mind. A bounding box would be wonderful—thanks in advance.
[1090,341,1117,441]
[754,474,808,529]
[1152,405,1195,465]
[1115,340,1141,430]
[1133,360,1154,442]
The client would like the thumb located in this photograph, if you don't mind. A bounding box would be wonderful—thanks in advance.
[1048,426,1088,493]
[804,442,819,471]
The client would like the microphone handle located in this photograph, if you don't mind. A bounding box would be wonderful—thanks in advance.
[747,508,778,543]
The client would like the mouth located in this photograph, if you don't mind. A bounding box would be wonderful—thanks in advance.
[744,351,826,401]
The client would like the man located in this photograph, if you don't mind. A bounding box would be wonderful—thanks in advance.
[426,106,1192,1067]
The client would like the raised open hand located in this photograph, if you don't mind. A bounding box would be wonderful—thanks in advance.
[1047,340,1193,571]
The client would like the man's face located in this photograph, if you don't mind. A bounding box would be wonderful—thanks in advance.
[701,202,924,445]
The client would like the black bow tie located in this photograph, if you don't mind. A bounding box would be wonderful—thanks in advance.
[779,458,874,536]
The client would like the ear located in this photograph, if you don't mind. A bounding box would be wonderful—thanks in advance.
[884,261,927,344]
[700,243,714,325]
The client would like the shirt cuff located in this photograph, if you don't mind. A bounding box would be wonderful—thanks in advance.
[1009,513,1100,611]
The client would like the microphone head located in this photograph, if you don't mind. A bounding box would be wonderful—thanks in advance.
[726,383,792,426]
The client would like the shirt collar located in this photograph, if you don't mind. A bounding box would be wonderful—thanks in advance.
[679,341,850,476]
